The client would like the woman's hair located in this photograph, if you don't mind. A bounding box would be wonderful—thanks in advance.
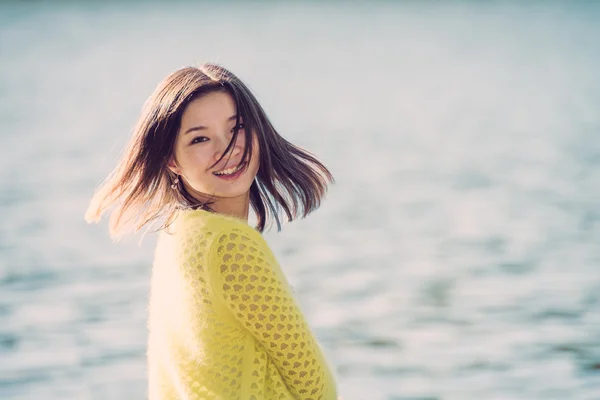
[85,63,333,240]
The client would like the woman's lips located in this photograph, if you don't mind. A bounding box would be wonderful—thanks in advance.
[213,161,247,180]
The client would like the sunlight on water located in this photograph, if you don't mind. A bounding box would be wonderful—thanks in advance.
[1,2,600,399]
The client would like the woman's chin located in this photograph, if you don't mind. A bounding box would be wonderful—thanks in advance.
[188,175,255,201]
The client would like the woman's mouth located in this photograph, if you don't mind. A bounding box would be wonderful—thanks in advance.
[212,161,247,180]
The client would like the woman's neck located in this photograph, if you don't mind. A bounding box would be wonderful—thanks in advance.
[209,192,250,221]
[183,184,251,221]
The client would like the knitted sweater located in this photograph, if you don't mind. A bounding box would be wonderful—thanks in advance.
[147,209,338,399]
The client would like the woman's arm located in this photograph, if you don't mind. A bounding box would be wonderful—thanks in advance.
[207,224,337,400]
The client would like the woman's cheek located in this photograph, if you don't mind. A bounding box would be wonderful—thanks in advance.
[193,146,213,170]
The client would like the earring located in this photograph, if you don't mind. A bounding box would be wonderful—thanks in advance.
[171,176,179,189]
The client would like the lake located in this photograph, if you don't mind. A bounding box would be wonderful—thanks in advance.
[1,1,599,399]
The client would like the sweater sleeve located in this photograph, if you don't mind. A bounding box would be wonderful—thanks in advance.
[207,224,337,400]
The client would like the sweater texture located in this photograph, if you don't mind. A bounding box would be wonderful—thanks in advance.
[147,209,338,399]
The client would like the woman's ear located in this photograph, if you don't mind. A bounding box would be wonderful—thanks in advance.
[167,157,181,175]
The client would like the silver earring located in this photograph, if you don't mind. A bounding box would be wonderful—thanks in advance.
[171,176,179,189]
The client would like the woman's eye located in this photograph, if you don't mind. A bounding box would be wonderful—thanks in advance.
[191,136,208,145]
[231,123,245,133]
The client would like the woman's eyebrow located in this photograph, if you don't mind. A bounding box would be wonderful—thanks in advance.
[184,115,238,135]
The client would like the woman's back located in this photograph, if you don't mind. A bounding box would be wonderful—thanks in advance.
[148,209,337,399]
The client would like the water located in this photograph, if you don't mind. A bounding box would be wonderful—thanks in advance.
[1,1,600,399]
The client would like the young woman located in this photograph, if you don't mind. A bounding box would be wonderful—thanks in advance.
[85,64,338,399]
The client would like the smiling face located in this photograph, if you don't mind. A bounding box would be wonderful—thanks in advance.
[168,90,260,206]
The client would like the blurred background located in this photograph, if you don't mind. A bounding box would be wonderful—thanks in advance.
[1,1,600,399]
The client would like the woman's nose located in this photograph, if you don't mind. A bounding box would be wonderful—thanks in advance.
[216,136,242,160]
[230,145,241,157]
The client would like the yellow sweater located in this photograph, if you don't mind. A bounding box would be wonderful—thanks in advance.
[147,209,338,399]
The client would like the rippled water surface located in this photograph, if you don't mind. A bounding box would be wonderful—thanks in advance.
[1,2,600,399]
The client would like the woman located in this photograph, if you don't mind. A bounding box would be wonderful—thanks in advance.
[85,63,338,399]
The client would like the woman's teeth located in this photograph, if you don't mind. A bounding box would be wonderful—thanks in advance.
[214,162,245,176]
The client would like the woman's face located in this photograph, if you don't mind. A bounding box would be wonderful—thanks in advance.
[168,91,260,202]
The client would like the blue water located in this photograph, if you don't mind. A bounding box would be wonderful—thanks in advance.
[1,2,600,399]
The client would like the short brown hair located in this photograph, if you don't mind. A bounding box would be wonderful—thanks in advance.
[85,63,333,239]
